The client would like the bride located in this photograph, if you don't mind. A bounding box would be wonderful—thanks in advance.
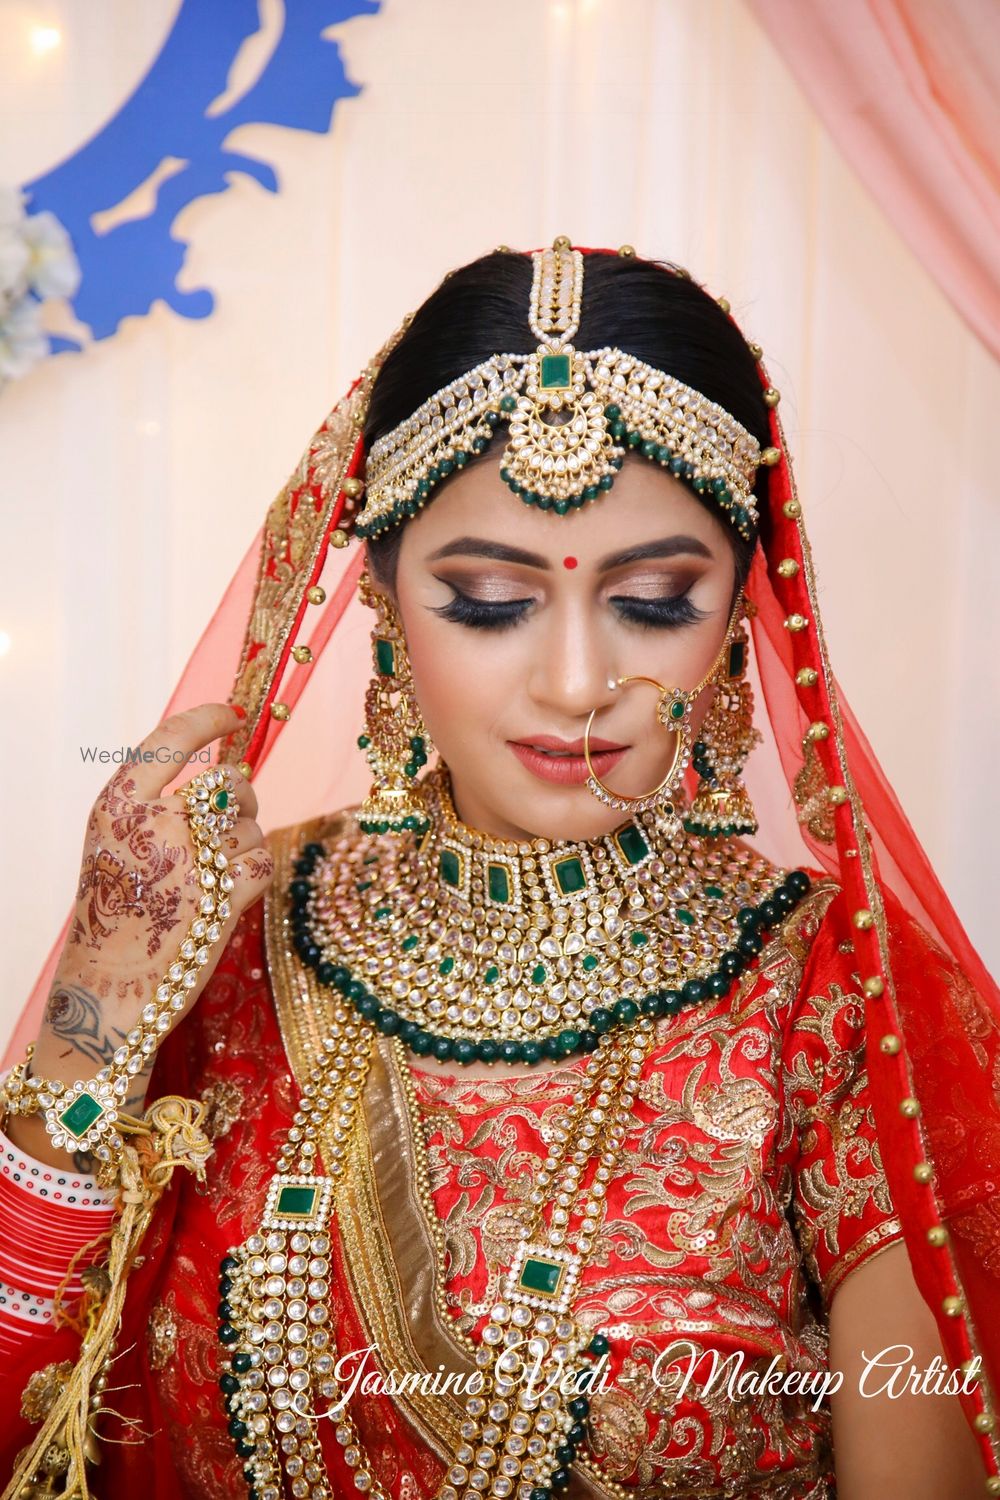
[1,240,997,1500]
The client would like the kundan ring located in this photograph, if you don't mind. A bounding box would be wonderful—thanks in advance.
[180,766,241,835]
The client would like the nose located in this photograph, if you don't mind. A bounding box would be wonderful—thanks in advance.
[526,594,619,724]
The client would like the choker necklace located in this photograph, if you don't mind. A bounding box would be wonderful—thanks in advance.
[288,767,811,1065]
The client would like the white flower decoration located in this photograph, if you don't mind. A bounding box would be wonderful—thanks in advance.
[22,209,81,300]
[0,185,81,386]
[0,226,30,300]
[0,294,49,381]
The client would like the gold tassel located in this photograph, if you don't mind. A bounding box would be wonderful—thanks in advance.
[5,1097,213,1500]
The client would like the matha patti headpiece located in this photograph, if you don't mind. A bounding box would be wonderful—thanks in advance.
[357,238,770,543]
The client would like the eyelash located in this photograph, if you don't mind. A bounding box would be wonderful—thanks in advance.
[433,586,708,632]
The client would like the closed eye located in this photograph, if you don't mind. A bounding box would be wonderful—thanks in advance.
[609,590,709,629]
[431,584,710,632]
[432,586,533,631]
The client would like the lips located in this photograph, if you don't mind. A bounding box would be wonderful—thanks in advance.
[508,735,628,787]
[517,735,625,754]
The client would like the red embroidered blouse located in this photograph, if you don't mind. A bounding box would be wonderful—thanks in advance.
[0,874,905,1498]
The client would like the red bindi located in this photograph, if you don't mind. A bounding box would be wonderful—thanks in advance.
[562,556,578,569]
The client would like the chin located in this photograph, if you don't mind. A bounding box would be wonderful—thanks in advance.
[499,786,631,845]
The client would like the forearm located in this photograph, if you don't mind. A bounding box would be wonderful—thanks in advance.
[6,972,156,1170]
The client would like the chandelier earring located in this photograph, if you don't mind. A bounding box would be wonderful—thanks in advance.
[356,570,433,836]
[685,616,761,838]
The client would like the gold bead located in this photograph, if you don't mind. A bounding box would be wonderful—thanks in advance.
[291,645,313,664]
[329,528,349,549]
[795,666,818,686]
[618,243,636,258]
[853,908,875,930]
[760,446,781,466]
[863,976,885,998]
[783,499,802,519]
[806,721,830,741]
[777,558,799,578]
[673,264,692,279]
[553,234,572,251]
[402,311,415,327]
[237,760,253,780]
[748,341,763,359]
[942,1294,964,1318]
[343,476,364,499]
[827,785,849,805]
[985,1477,1000,1497]
[351,412,364,430]
[307,585,326,605]
[717,296,731,313]
[912,1160,934,1182]
[927,1224,949,1247]
[270,702,290,722]
[899,1096,921,1118]
[880,1033,902,1055]
[495,243,512,253]
[974,1412,996,1435]
[763,386,781,408]
[784,613,808,632]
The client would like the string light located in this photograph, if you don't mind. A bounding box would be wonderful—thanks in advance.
[29,25,62,55]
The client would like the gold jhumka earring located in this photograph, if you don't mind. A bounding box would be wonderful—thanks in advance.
[355,571,433,835]
[686,613,761,837]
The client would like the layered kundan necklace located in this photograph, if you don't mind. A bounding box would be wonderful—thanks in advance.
[217,768,811,1499]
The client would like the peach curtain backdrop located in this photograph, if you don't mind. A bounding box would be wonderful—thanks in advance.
[746,0,1000,363]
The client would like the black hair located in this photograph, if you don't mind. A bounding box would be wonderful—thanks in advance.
[363,249,772,588]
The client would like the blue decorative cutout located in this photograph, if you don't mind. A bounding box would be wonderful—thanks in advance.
[23,0,378,350]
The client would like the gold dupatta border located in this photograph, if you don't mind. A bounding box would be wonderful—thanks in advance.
[264,815,622,1496]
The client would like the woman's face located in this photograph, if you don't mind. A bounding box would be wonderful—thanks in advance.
[382,455,740,843]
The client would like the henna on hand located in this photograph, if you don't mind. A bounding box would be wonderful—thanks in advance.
[66,768,190,957]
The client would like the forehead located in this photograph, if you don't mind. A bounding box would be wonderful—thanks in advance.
[396,454,732,562]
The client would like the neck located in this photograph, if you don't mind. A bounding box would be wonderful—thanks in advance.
[432,762,687,853]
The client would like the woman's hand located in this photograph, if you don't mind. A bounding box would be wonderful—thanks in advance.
[8,703,273,1167]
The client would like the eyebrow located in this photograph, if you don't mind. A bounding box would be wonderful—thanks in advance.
[425,535,714,569]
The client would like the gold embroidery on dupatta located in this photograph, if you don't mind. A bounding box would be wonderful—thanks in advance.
[146,1299,178,1370]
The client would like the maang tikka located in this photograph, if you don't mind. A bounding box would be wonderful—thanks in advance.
[686,613,761,837]
[356,571,433,835]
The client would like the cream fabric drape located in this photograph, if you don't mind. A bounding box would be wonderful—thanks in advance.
[0,0,997,1054]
